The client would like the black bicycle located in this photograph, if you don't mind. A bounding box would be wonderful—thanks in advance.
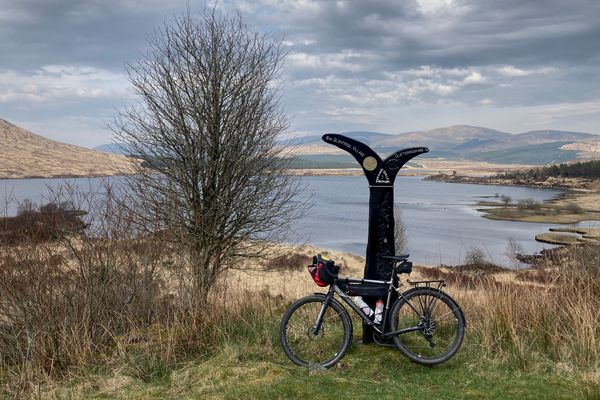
[279,254,465,368]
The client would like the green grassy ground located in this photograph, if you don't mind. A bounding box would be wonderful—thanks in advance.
[50,319,594,400]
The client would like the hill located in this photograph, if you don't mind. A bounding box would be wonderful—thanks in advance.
[286,125,600,165]
[93,143,130,155]
[0,119,136,179]
[93,125,600,166]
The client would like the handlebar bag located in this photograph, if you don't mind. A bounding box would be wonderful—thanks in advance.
[307,254,339,287]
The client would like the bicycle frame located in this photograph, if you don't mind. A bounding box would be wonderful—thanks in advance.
[312,276,424,339]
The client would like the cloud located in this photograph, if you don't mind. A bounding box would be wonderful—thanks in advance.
[236,0,600,71]
[0,0,186,70]
[526,101,600,126]
[1,0,600,145]
[0,66,130,103]
[287,51,368,72]
[496,65,556,77]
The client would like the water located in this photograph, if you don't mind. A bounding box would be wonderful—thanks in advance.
[1,175,594,267]
[290,175,594,267]
[0,177,110,215]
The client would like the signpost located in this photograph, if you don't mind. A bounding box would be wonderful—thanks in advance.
[322,134,428,342]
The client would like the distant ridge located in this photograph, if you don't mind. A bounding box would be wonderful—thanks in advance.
[0,119,136,179]
[94,143,130,155]
[284,124,599,165]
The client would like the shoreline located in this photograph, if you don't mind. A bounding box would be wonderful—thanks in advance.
[425,172,595,190]
[428,173,600,225]
[0,172,131,181]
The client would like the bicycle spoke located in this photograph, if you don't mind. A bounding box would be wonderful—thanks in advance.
[425,291,442,316]
[391,289,464,364]
[432,306,461,321]
[280,297,352,368]
[401,296,425,319]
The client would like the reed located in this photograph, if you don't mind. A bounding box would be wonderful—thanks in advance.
[447,244,600,367]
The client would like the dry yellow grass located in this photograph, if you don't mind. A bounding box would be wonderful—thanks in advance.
[227,244,365,299]
[535,227,600,245]
[555,190,600,211]
[226,243,432,299]
[0,119,137,179]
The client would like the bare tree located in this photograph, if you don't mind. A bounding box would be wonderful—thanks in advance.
[110,11,303,300]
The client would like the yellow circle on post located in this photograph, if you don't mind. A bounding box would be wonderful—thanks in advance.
[362,156,377,171]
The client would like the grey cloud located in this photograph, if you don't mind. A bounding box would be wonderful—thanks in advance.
[1,0,600,144]
[0,0,187,71]
[256,0,600,74]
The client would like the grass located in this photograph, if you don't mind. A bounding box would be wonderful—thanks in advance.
[0,119,136,179]
[39,243,600,399]
[477,196,600,224]
[1,213,598,399]
[535,232,584,245]
[49,317,588,400]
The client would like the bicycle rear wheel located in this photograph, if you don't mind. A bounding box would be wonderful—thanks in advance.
[279,295,352,368]
[390,287,465,365]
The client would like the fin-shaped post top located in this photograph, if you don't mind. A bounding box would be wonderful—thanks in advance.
[322,134,428,186]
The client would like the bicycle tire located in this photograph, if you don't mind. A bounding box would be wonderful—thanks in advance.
[279,294,353,368]
[390,287,465,365]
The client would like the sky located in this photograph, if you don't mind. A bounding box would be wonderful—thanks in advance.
[1,0,599,147]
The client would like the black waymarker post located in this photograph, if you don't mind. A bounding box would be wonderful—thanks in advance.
[322,134,428,343]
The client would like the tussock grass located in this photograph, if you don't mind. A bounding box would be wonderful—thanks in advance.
[432,245,600,368]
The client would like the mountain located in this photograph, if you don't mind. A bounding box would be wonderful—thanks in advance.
[280,131,392,147]
[94,143,130,155]
[93,124,600,166]
[378,125,511,153]
[287,125,599,164]
[516,130,594,142]
[0,119,137,179]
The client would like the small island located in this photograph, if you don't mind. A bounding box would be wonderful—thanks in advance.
[428,160,600,225]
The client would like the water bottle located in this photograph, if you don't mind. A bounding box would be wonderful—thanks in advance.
[352,296,374,318]
[374,299,384,325]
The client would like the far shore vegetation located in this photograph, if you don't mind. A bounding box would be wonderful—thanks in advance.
[427,159,600,227]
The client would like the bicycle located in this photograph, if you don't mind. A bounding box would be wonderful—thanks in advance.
[279,254,466,368]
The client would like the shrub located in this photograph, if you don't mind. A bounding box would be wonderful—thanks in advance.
[0,201,86,246]
[262,252,312,271]
[564,202,583,213]
[0,184,291,396]
[464,247,488,266]
[516,198,541,210]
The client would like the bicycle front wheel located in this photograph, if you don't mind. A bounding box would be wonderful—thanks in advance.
[279,295,353,368]
[390,287,465,365]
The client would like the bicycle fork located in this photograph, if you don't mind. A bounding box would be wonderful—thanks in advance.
[312,287,335,335]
